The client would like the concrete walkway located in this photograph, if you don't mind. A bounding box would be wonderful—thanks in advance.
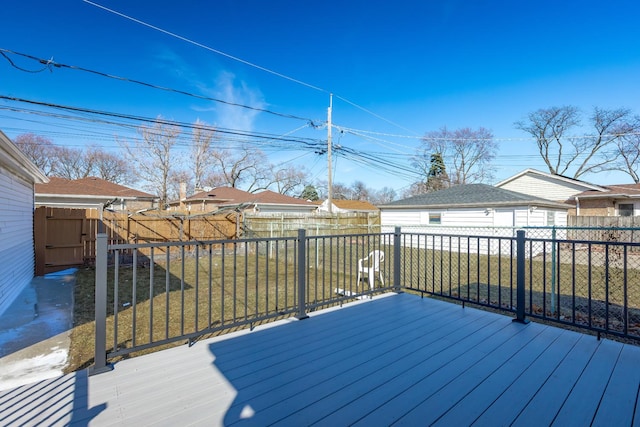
[0,272,75,391]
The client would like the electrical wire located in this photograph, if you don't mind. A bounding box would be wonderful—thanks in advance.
[0,98,329,157]
[82,0,327,94]
[81,1,422,135]
[0,48,313,123]
[0,51,51,73]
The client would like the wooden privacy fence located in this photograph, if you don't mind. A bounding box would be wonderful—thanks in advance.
[34,207,238,275]
[243,212,381,238]
[568,216,640,244]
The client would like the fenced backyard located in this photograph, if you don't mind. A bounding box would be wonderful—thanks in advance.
[89,226,640,373]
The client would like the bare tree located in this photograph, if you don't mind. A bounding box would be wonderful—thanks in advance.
[415,127,497,186]
[120,119,181,208]
[351,181,370,201]
[514,106,580,176]
[270,165,309,196]
[14,133,57,175]
[331,183,351,200]
[371,187,397,204]
[205,146,269,192]
[403,181,429,198]
[88,147,135,185]
[52,146,92,179]
[613,127,640,183]
[514,106,638,178]
[190,120,216,190]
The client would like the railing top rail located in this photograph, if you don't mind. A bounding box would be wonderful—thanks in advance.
[107,234,299,250]
[400,230,517,240]
[524,225,640,231]
[305,231,395,239]
[524,235,640,247]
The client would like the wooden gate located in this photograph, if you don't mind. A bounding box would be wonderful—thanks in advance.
[34,207,99,275]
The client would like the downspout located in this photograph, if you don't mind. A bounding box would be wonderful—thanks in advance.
[574,196,580,216]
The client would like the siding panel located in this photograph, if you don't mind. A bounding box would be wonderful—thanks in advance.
[0,168,35,315]
[499,174,588,202]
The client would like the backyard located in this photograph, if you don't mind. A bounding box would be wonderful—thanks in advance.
[66,230,640,373]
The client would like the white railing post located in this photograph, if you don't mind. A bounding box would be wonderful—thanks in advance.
[89,233,113,375]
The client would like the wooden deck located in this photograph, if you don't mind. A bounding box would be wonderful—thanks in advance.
[3,292,640,426]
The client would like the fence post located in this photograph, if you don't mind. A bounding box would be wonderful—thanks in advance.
[89,233,113,375]
[394,226,402,292]
[513,229,529,324]
[296,228,309,320]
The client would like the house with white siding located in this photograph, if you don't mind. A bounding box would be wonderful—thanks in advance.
[496,169,640,217]
[380,183,570,254]
[495,169,604,211]
[0,131,48,315]
[380,183,569,237]
[317,199,378,213]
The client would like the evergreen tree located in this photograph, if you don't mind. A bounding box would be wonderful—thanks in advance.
[300,184,319,201]
[426,153,449,192]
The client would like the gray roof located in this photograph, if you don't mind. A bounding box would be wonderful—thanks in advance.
[381,184,570,209]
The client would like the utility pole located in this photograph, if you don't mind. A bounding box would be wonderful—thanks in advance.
[327,93,333,213]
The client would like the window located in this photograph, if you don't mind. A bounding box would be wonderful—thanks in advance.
[619,203,634,217]
[429,213,442,225]
[546,211,555,226]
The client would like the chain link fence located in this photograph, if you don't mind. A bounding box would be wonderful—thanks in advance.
[394,224,640,340]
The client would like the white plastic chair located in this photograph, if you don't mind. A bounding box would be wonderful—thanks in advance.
[357,250,385,290]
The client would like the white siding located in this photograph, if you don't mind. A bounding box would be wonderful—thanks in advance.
[498,173,589,202]
[0,168,34,315]
[441,209,494,227]
[380,209,422,226]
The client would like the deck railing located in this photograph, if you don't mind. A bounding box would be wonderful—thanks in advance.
[91,227,640,374]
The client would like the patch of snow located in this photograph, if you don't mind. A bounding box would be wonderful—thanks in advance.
[0,348,68,391]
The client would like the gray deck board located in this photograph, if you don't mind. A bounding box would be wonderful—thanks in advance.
[471,328,582,426]
[2,292,640,426]
[553,338,624,426]
[593,343,640,427]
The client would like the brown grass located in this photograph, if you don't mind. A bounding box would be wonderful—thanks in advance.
[65,241,384,373]
[67,239,640,373]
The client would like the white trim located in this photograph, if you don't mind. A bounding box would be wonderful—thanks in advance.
[0,131,48,184]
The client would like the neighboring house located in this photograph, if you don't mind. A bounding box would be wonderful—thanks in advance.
[168,187,318,215]
[35,177,157,212]
[379,183,570,231]
[317,199,379,213]
[496,168,640,217]
[572,184,640,217]
[495,168,605,206]
[0,131,48,315]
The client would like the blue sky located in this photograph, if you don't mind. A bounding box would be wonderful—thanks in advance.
[1,0,640,195]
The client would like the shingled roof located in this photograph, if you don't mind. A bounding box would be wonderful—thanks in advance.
[381,184,570,209]
[35,177,155,199]
[574,183,640,198]
[332,200,379,211]
[179,187,316,207]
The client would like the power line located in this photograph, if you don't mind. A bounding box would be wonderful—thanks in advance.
[81,0,421,135]
[0,97,327,152]
[336,123,640,143]
[82,0,327,94]
[0,48,314,123]
[0,51,51,73]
